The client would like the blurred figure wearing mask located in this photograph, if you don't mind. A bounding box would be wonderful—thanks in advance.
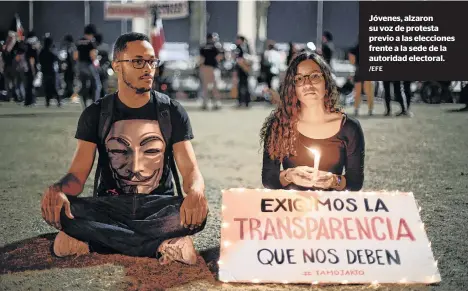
[62,35,76,100]
[95,33,111,97]
[199,32,223,110]
[39,34,61,107]
[74,24,101,109]
[235,35,252,108]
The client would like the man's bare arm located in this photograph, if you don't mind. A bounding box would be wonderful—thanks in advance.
[173,140,204,195]
[53,140,97,196]
[173,140,208,227]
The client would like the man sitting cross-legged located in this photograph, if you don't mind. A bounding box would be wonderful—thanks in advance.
[41,32,209,265]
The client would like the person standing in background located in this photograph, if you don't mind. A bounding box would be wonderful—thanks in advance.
[62,35,76,100]
[320,31,334,67]
[234,35,251,108]
[383,81,413,117]
[348,44,374,116]
[95,33,111,98]
[23,31,39,106]
[287,42,297,66]
[39,34,61,107]
[12,39,27,104]
[199,33,223,110]
[75,24,101,109]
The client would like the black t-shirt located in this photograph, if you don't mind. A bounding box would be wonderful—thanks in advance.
[76,37,96,63]
[200,42,221,68]
[262,114,365,191]
[39,49,59,76]
[75,94,194,196]
[25,42,39,74]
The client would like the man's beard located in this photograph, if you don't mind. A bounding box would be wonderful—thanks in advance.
[122,69,151,94]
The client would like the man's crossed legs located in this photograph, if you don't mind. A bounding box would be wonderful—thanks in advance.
[56,194,206,265]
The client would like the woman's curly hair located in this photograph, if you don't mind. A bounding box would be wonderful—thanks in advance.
[260,52,342,162]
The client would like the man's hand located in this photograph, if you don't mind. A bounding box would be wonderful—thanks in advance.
[180,190,208,230]
[41,185,74,230]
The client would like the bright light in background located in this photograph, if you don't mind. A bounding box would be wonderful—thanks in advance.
[307,42,316,51]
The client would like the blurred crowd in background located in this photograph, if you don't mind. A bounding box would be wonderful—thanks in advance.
[1,13,467,113]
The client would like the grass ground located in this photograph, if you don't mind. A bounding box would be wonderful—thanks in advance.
[0,99,467,291]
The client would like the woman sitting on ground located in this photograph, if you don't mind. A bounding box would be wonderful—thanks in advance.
[260,52,365,191]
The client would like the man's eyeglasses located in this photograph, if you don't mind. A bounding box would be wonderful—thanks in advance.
[116,59,160,69]
[294,72,323,86]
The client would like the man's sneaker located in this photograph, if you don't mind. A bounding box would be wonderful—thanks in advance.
[354,108,359,117]
[53,231,89,257]
[158,236,197,265]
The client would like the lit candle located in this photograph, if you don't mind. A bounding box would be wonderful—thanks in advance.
[307,148,321,178]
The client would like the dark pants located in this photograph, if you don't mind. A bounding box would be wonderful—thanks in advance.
[78,62,101,109]
[24,73,35,106]
[238,77,250,106]
[60,194,206,257]
[64,70,75,99]
[43,74,61,107]
[383,81,412,113]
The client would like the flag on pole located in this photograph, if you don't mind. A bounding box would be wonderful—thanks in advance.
[9,14,24,39]
[150,8,165,59]
[5,14,23,52]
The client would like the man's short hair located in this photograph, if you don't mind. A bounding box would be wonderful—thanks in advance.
[84,24,97,36]
[113,32,151,60]
[323,31,333,41]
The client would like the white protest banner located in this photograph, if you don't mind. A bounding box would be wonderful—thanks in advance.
[219,189,441,285]
[104,1,189,20]
[154,1,189,20]
[104,3,148,20]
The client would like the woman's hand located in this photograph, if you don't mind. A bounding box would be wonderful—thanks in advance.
[284,166,317,188]
[312,170,342,190]
[284,167,343,190]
